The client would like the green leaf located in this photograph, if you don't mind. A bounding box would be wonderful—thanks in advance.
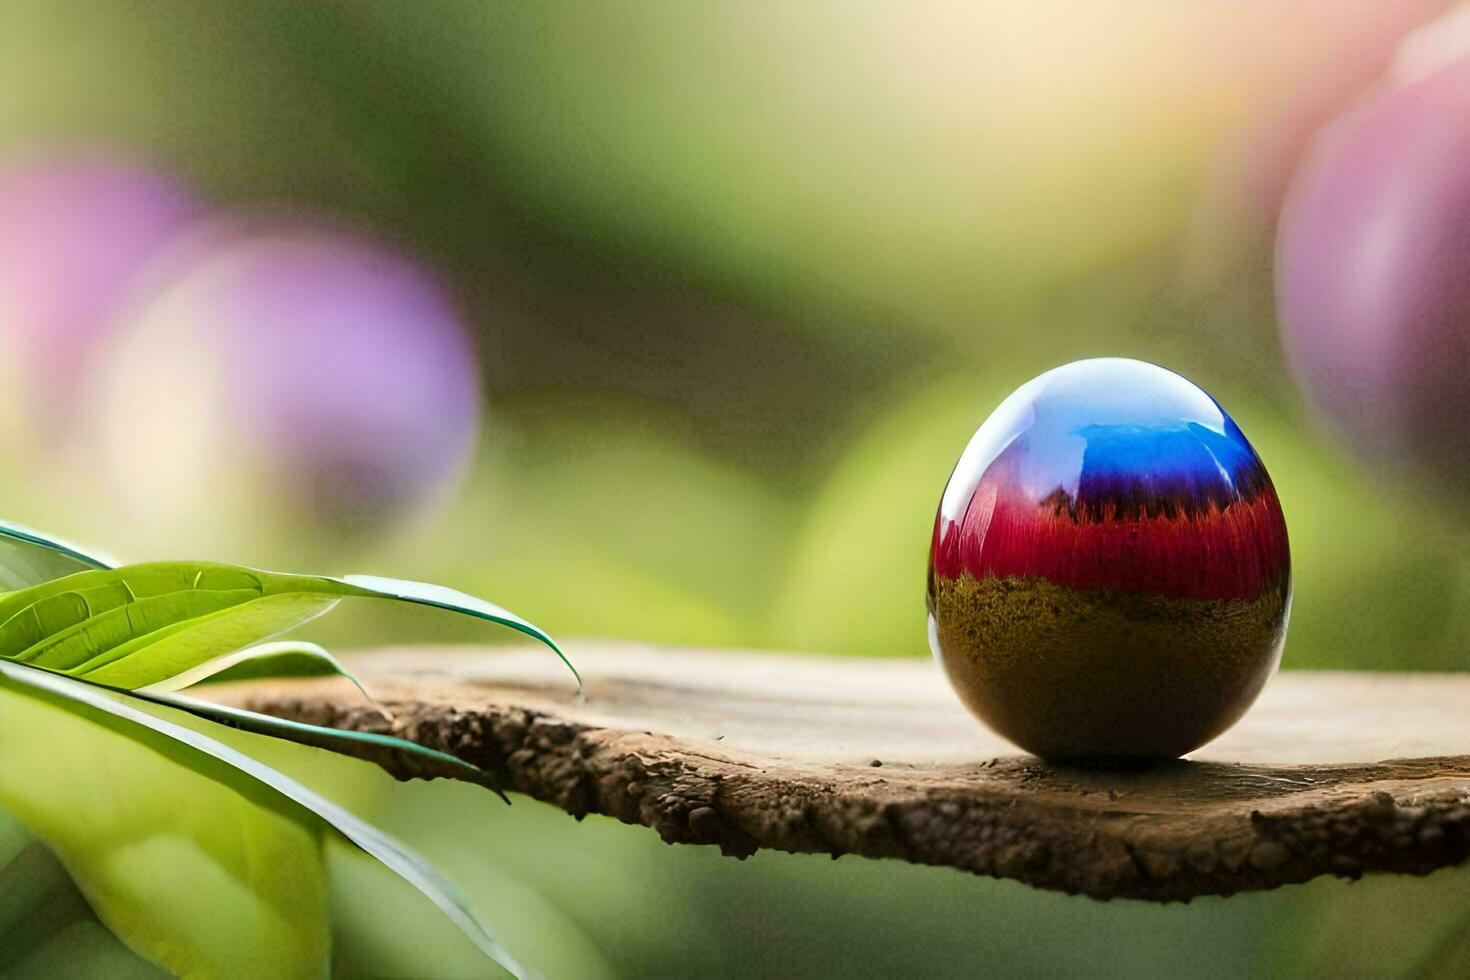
[0,658,523,977]
[0,556,521,793]
[0,811,163,977]
[0,564,340,681]
[141,640,368,695]
[0,661,331,976]
[123,683,507,798]
[132,640,507,794]
[14,647,505,797]
[0,561,575,693]
[334,574,580,689]
[0,816,64,950]
[0,518,115,590]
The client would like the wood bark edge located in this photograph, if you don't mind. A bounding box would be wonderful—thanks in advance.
[218,681,1470,902]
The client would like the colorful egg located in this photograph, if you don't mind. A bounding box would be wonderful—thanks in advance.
[927,359,1291,764]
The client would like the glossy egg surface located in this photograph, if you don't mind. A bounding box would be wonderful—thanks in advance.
[927,358,1290,763]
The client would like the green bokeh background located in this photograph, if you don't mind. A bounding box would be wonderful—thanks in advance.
[2,1,1468,975]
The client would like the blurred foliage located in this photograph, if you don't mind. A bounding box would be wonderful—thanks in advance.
[2,0,1469,974]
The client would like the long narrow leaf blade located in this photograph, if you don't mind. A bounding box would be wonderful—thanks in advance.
[335,574,580,689]
[0,670,329,973]
[124,684,507,799]
[0,659,523,977]
[0,519,115,590]
[24,652,504,796]
[0,562,575,693]
[144,640,368,695]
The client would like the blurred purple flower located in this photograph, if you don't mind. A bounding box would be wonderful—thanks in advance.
[92,224,483,534]
[0,154,196,431]
[1276,56,1470,500]
[1184,0,1449,288]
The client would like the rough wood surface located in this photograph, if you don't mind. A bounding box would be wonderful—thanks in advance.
[204,641,1470,901]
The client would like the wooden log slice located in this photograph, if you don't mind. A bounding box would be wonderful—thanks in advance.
[203,642,1470,901]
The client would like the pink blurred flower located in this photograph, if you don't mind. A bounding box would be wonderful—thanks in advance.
[1276,56,1470,501]
[1184,1,1450,287]
[0,153,196,435]
[89,222,483,538]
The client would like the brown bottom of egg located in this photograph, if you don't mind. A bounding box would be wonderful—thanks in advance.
[928,574,1289,765]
